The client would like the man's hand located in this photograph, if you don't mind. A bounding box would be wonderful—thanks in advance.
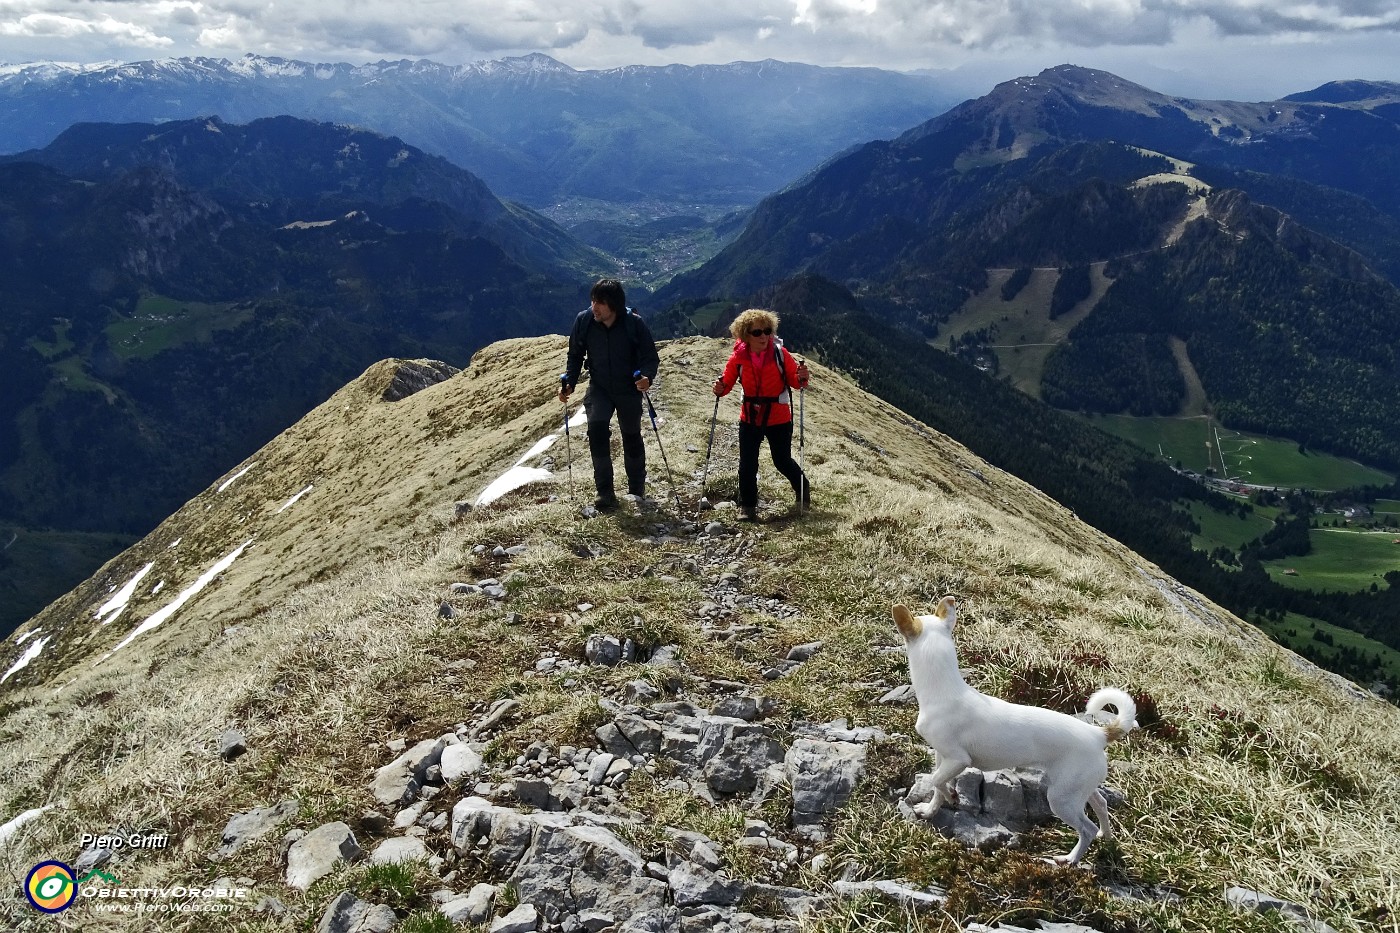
[712,378,726,397]
[558,374,573,404]
[634,374,652,392]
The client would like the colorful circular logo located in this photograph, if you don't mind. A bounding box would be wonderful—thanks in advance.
[25,861,77,913]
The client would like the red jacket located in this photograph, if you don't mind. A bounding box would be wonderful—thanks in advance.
[716,340,808,425]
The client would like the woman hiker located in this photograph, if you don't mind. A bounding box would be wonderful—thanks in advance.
[711,309,811,521]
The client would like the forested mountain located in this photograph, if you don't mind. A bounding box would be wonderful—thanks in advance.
[3,115,605,278]
[0,54,958,206]
[657,66,1400,472]
[0,117,605,634]
[1041,190,1400,468]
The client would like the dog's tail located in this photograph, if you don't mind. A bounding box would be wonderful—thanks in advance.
[1086,688,1138,742]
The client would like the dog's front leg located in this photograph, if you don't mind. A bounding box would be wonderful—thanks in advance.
[925,750,971,812]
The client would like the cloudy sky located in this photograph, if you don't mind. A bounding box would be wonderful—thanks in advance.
[1,0,1397,100]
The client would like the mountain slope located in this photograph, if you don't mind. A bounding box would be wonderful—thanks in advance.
[0,118,607,635]
[1,336,1395,931]
[0,54,960,205]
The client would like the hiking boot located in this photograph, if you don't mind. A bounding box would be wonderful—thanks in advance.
[594,494,620,511]
[740,504,758,522]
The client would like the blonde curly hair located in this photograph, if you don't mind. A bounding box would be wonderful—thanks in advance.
[729,308,780,341]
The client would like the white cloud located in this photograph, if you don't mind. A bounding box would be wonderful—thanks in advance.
[0,11,172,47]
[0,0,1396,97]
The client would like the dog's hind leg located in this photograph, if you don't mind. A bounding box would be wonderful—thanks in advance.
[1046,786,1100,866]
[1088,789,1112,841]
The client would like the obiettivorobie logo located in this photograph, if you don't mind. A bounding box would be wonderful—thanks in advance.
[23,862,114,913]
[24,855,248,915]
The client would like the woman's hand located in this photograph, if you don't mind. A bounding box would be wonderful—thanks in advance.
[712,378,726,397]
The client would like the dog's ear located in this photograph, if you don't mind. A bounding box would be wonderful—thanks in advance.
[893,604,922,640]
[934,596,957,630]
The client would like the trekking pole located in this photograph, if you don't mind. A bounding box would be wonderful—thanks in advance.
[558,374,575,501]
[635,371,677,501]
[798,357,808,513]
[701,393,720,497]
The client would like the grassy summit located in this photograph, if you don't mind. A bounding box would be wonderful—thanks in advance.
[1,337,1397,931]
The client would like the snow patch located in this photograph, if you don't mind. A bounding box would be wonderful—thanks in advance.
[276,484,314,513]
[15,629,37,644]
[106,542,251,656]
[2,635,50,683]
[95,562,155,625]
[474,405,590,505]
[0,804,57,849]
[217,463,254,492]
[476,468,554,506]
[515,434,559,466]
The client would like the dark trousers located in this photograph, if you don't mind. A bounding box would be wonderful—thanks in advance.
[738,420,807,509]
[585,387,646,497]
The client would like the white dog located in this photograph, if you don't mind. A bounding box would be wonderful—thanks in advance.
[894,597,1137,865]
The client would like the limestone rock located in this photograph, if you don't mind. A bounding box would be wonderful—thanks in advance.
[786,738,868,839]
[316,890,397,933]
[286,822,364,891]
[490,903,540,933]
[369,835,428,865]
[371,736,446,806]
[212,799,299,860]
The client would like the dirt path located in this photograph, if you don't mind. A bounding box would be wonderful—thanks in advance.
[1169,337,1209,417]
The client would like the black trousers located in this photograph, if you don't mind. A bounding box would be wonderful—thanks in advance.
[738,420,807,509]
[585,387,646,497]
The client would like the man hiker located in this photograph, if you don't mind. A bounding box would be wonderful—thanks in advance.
[558,279,660,511]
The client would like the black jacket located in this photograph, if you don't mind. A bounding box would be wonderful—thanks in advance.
[563,309,659,395]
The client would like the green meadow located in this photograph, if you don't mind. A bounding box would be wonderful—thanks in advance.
[1263,528,1400,592]
[1186,500,1275,552]
[0,524,138,636]
[1257,610,1400,684]
[1087,414,1394,490]
[106,295,252,361]
[940,265,1111,399]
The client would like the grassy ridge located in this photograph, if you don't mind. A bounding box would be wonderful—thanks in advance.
[3,335,1399,930]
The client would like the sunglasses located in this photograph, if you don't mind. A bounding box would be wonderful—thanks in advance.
[748,327,773,336]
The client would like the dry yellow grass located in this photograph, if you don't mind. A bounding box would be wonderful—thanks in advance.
[1,336,1397,931]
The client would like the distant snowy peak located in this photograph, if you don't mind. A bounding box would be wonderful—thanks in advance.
[0,52,843,89]
[0,52,579,87]
[468,53,576,77]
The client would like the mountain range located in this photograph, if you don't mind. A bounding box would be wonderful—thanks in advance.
[658,66,1400,472]
[0,116,612,632]
[4,61,1400,689]
[0,54,958,207]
